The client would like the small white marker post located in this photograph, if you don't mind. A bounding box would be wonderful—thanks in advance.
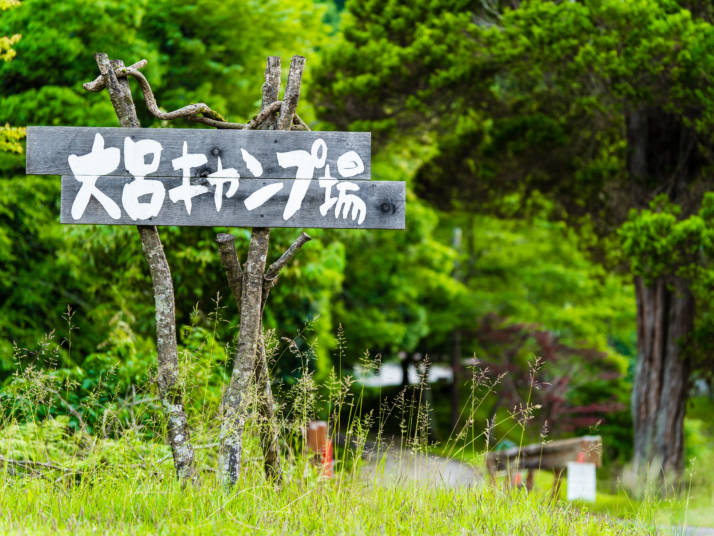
[566,461,597,502]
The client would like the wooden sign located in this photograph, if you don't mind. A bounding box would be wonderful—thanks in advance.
[26,126,405,229]
[27,127,372,180]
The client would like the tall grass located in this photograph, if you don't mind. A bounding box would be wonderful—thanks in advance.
[0,313,670,535]
[0,462,658,535]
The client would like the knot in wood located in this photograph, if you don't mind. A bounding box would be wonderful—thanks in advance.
[380,201,396,214]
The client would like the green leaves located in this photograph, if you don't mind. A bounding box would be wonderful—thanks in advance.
[0,0,328,127]
[0,123,23,153]
[620,193,714,283]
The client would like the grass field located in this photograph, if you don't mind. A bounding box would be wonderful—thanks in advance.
[0,416,660,536]
[1,338,710,535]
[0,459,658,536]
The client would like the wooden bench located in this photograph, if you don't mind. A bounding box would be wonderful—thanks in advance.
[485,435,602,494]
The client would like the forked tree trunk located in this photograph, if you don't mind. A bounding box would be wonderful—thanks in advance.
[218,56,305,486]
[632,276,693,480]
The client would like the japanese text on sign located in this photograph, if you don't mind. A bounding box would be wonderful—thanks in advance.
[69,133,368,224]
[25,126,405,229]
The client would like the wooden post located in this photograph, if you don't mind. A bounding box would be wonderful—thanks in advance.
[253,57,285,483]
[306,421,333,478]
[218,56,307,486]
[92,53,196,481]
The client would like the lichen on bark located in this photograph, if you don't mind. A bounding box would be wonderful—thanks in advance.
[92,53,196,482]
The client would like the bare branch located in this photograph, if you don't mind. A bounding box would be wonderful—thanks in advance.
[83,58,147,91]
[248,101,283,129]
[292,112,311,131]
[261,56,282,130]
[277,56,306,130]
[124,68,225,122]
[187,116,247,129]
[192,101,282,130]
[85,57,303,131]
[0,456,74,474]
[263,57,281,110]
[263,232,312,296]
[260,232,311,320]
[95,54,139,128]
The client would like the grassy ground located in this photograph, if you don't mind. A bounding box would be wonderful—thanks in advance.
[431,444,714,533]
[1,332,710,535]
[0,417,659,535]
[475,462,714,531]
[2,408,713,534]
[0,459,657,535]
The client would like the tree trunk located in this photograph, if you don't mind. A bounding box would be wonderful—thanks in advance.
[94,54,195,481]
[218,227,271,485]
[626,106,702,485]
[632,276,693,481]
[218,56,305,486]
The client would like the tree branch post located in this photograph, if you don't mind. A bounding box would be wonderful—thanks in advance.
[92,53,196,482]
[218,56,279,485]
[216,56,309,485]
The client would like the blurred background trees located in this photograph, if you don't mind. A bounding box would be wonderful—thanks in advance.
[2,0,713,484]
[0,0,22,153]
[312,0,714,479]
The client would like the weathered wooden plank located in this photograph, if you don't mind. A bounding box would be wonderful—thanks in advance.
[60,176,405,229]
[27,126,371,180]
[485,436,602,472]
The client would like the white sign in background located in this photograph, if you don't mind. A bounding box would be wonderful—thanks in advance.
[566,462,596,502]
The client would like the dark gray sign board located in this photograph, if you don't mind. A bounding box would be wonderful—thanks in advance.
[26,126,371,180]
[59,176,405,229]
[26,126,406,229]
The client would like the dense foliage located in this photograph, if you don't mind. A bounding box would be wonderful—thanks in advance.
[312,0,714,474]
[5,0,697,470]
[0,0,21,153]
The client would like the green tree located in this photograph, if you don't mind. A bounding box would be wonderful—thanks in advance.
[0,0,334,385]
[313,0,714,478]
[620,194,714,478]
[139,0,328,122]
[0,0,20,63]
[0,0,22,154]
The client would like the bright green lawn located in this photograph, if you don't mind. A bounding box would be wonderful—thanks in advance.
[1,405,711,535]
[0,465,657,536]
[0,416,655,536]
